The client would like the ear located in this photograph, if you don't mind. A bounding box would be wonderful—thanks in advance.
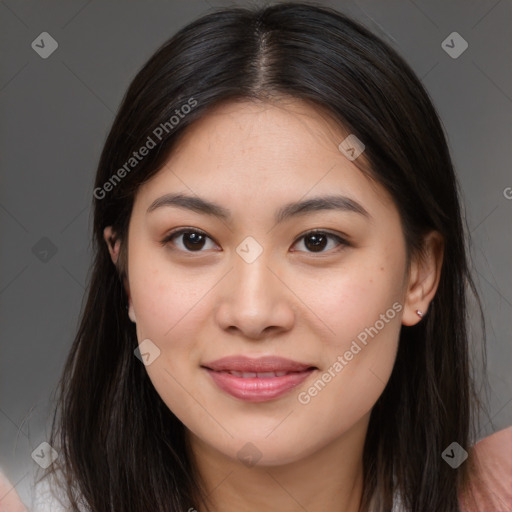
[402,231,444,326]
[104,226,121,265]
[103,227,133,317]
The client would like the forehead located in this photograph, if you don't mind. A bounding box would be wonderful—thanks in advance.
[133,98,397,224]
[173,98,358,164]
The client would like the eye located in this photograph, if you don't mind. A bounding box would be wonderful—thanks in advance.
[161,228,218,253]
[291,230,349,254]
[161,228,348,254]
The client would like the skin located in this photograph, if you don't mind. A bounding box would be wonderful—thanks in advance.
[104,98,443,512]
[0,471,27,512]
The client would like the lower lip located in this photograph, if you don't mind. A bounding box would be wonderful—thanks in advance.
[204,368,315,402]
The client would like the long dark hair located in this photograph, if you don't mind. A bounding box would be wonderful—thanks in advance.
[39,2,488,511]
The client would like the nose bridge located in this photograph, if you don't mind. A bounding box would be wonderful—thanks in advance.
[216,245,294,338]
[233,233,275,295]
[232,247,278,309]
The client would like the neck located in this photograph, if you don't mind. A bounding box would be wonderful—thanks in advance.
[187,414,370,512]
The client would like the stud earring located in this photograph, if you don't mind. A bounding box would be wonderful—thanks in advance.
[416,309,424,318]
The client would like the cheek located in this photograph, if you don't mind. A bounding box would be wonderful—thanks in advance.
[128,252,209,421]
[297,250,405,410]
[297,298,402,440]
[129,245,205,339]
[302,260,404,351]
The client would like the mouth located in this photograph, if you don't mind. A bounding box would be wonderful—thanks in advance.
[209,369,301,378]
[201,356,317,402]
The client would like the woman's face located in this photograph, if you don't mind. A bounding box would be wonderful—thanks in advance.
[121,99,413,466]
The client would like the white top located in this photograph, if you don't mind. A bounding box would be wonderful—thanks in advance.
[30,472,83,512]
[29,472,404,512]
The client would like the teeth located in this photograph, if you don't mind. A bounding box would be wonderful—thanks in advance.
[257,371,279,378]
[225,370,290,378]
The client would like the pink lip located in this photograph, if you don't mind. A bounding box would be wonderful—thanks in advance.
[203,355,314,373]
[202,356,316,402]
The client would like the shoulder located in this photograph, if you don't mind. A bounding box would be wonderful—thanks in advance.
[459,425,512,512]
[31,471,68,512]
[31,469,89,512]
[0,469,28,512]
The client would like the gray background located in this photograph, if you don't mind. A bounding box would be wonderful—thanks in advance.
[1,0,511,508]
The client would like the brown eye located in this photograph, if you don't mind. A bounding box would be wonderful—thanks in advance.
[292,230,348,254]
[161,228,349,255]
[161,229,217,252]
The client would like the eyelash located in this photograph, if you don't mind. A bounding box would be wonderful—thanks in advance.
[160,228,350,255]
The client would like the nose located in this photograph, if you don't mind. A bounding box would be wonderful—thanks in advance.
[215,254,296,340]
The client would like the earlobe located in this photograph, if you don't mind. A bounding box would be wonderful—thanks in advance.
[402,231,444,326]
[128,299,137,323]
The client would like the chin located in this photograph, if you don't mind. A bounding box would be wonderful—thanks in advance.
[219,435,316,468]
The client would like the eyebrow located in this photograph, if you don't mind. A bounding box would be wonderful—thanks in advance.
[146,192,371,223]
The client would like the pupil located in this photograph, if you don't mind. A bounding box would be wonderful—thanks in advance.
[184,232,204,250]
[306,234,326,252]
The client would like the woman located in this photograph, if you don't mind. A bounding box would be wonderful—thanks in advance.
[16,2,511,511]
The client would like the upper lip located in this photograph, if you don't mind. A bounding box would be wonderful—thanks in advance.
[202,356,316,373]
